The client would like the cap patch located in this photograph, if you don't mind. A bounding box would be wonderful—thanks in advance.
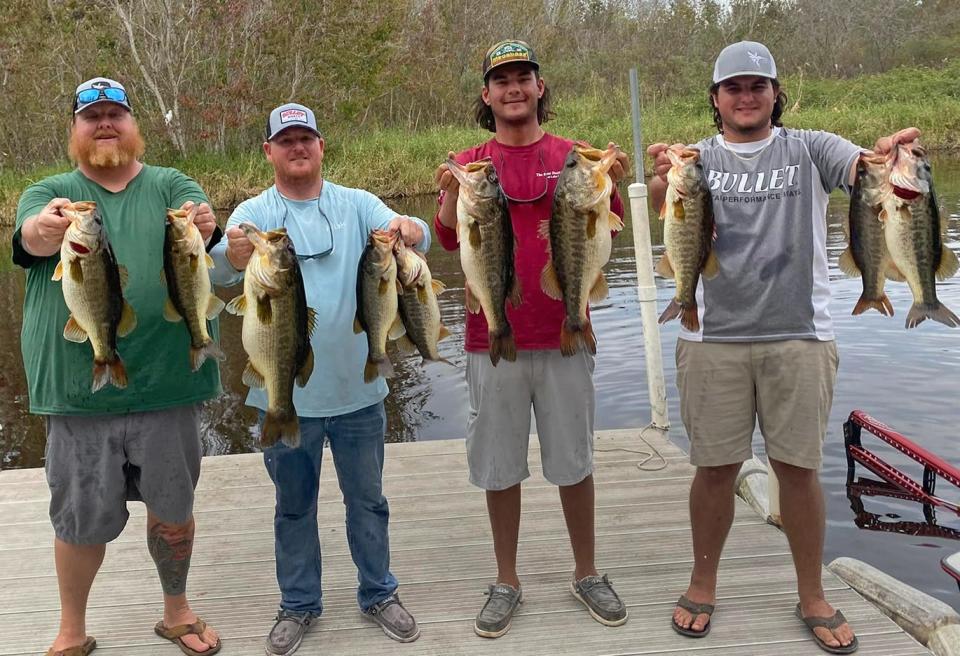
[489,42,532,67]
[280,109,308,124]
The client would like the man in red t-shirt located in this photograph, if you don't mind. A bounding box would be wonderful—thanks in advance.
[434,40,630,638]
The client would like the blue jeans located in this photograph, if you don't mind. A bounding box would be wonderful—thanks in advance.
[262,401,397,614]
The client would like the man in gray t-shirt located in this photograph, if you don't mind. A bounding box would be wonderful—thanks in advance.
[648,41,919,654]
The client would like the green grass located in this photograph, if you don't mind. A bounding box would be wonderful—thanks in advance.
[2,63,959,226]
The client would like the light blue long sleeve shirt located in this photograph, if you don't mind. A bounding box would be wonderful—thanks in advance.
[209,181,431,417]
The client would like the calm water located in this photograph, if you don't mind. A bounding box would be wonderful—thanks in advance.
[1,159,959,610]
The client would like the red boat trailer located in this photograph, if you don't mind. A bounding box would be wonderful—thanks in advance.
[843,410,960,519]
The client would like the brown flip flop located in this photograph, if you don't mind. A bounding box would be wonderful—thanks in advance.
[795,603,859,654]
[45,636,97,656]
[154,618,222,656]
[671,594,714,637]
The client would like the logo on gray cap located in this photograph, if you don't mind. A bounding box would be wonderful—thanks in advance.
[266,103,322,141]
[713,41,777,84]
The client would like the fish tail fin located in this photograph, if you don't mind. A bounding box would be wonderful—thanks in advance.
[852,293,894,317]
[906,302,960,329]
[488,327,516,366]
[190,339,226,371]
[92,354,128,392]
[560,317,596,357]
[262,411,300,448]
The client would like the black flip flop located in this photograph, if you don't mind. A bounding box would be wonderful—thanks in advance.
[671,594,714,638]
[795,603,859,654]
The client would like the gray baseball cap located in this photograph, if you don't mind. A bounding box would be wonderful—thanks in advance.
[266,103,322,141]
[73,77,131,114]
[712,41,777,84]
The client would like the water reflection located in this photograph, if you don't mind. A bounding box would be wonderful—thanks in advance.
[2,157,959,608]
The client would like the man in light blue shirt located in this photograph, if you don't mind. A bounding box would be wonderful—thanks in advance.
[209,102,428,655]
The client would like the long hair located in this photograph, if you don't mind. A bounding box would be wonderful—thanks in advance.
[709,80,787,134]
[472,78,554,132]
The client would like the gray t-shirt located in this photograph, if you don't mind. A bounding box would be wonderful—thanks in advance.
[681,127,861,342]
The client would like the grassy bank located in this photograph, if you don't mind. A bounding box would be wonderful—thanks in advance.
[2,63,959,225]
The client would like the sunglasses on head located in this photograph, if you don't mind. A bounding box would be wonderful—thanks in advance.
[74,87,128,111]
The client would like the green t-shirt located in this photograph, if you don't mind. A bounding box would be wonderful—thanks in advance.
[14,165,222,415]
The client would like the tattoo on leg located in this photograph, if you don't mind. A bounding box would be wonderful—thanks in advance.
[147,522,193,596]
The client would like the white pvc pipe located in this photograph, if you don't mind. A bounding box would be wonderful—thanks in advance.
[628,182,669,429]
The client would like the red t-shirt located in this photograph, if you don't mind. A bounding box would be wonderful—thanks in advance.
[434,132,624,353]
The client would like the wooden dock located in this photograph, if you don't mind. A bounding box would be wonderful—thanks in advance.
[0,429,930,655]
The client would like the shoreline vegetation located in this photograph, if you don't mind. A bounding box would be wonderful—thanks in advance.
[2,63,959,226]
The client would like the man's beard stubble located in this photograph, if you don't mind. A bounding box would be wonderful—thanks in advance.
[69,125,146,169]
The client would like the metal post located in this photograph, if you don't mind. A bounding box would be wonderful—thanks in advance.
[628,69,669,430]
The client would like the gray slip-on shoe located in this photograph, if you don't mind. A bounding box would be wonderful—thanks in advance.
[475,583,523,638]
[364,594,421,643]
[570,574,628,626]
[265,609,315,656]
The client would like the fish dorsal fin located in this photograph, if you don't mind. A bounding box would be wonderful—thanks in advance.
[432,278,446,295]
[52,260,64,281]
[937,245,960,281]
[242,361,266,389]
[225,295,246,316]
[297,347,314,387]
[655,252,675,279]
[118,301,137,337]
[589,273,609,302]
[118,266,129,289]
[206,253,215,269]
[206,294,226,320]
[164,297,183,322]
[256,296,272,324]
[63,316,88,343]
[540,261,562,300]
[306,307,317,338]
[702,250,720,280]
[388,313,407,340]
[838,248,861,278]
[537,218,551,241]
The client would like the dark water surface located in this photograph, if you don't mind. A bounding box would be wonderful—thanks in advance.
[2,159,959,610]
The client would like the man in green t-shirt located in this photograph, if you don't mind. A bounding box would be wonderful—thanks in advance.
[13,77,223,656]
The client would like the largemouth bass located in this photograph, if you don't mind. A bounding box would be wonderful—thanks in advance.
[53,201,137,392]
[394,239,453,365]
[881,141,959,328]
[839,153,895,316]
[226,223,316,447]
[541,144,623,354]
[354,229,404,383]
[163,206,226,370]
[446,157,520,365]
[655,146,718,333]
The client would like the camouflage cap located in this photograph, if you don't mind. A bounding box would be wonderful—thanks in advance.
[482,40,539,80]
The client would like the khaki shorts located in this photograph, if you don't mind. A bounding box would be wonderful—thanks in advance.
[676,339,838,470]
[465,350,595,490]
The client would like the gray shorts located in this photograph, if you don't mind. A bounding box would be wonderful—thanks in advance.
[45,404,203,544]
[465,350,595,490]
[676,339,838,470]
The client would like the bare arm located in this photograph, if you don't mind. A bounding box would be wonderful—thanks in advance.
[19,198,72,257]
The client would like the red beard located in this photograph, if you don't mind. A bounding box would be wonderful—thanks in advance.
[69,125,146,169]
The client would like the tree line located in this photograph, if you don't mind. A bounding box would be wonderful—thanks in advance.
[1,0,957,168]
